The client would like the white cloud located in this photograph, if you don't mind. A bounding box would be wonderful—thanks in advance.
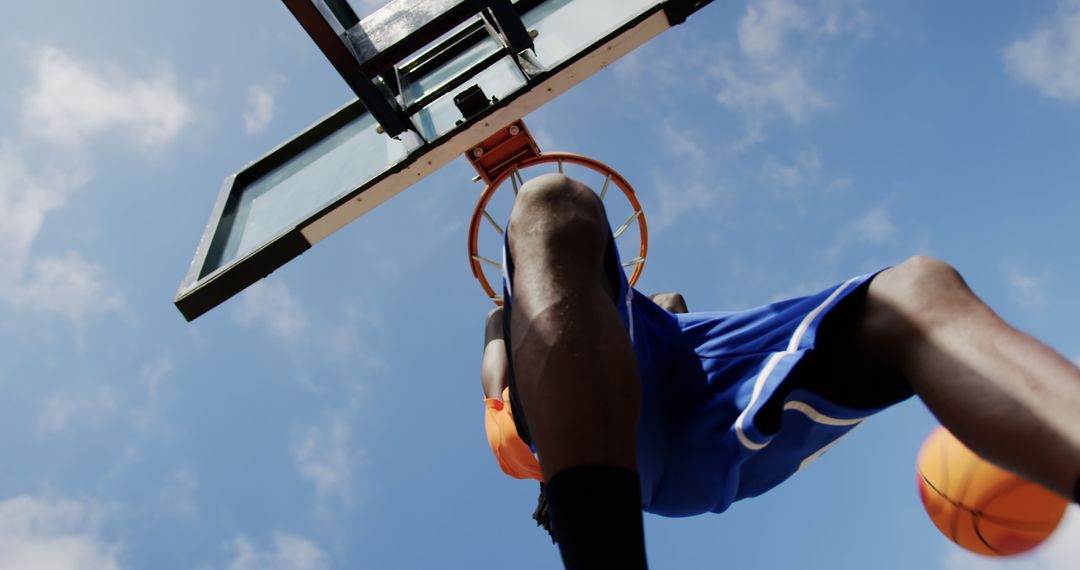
[711,0,870,142]
[643,121,726,231]
[737,0,813,61]
[845,205,895,242]
[226,533,327,570]
[37,385,120,435]
[14,252,126,321]
[291,415,354,507]
[320,300,382,360]
[0,148,118,322]
[22,46,192,148]
[531,127,557,153]
[104,444,143,481]
[0,496,120,570]
[140,356,172,403]
[647,171,718,232]
[714,58,828,133]
[231,281,309,341]
[763,149,823,188]
[1004,0,1080,103]
[131,355,174,436]
[819,0,872,36]
[826,176,854,194]
[942,507,1080,570]
[0,45,193,323]
[1005,267,1048,312]
[244,85,276,135]
[38,355,173,437]
[159,469,199,523]
[0,148,112,323]
[828,204,896,259]
[0,144,75,270]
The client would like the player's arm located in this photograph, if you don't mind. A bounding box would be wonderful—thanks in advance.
[481,306,508,400]
[650,292,688,314]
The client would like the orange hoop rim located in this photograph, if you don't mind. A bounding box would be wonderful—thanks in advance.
[467,152,649,305]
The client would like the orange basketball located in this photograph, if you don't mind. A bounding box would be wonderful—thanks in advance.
[916,425,1067,556]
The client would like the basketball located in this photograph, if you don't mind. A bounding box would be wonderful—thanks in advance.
[916,425,1068,556]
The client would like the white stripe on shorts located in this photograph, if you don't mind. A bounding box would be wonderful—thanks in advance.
[734,275,864,451]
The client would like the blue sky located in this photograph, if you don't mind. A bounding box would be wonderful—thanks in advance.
[1,0,1080,568]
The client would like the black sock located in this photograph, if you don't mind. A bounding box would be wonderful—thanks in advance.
[543,465,647,570]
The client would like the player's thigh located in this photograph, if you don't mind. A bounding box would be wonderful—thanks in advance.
[789,282,915,410]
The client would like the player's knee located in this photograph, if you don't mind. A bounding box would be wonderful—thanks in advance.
[507,174,607,258]
[887,255,970,310]
[864,256,975,346]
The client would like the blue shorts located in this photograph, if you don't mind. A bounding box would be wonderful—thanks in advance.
[502,236,909,517]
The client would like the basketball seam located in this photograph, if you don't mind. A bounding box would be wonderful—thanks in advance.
[921,472,961,510]
[955,443,982,512]
[943,433,973,545]
[920,472,1064,525]
[976,475,1029,509]
[935,429,954,540]
[921,471,1063,554]
[922,472,983,550]
[975,478,1066,529]
[971,517,1005,555]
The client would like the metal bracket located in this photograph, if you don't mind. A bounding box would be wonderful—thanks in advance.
[282,0,418,138]
[661,0,714,26]
[480,0,535,56]
[454,84,493,122]
[479,1,546,78]
[514,48,546,79]
[464,119,541,184]
[287,0,542,138]
[319,0,359,30]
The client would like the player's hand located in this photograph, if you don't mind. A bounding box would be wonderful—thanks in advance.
[650,292,688,314]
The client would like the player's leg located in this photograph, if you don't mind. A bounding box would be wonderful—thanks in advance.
[800,256,1080,501]
[505,173,647,567]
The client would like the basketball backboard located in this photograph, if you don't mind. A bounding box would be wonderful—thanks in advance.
[174,0,712,320]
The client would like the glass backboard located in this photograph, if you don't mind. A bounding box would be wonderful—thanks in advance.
[175,0,712,320]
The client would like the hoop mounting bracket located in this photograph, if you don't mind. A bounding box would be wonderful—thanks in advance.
[464,120,541,184]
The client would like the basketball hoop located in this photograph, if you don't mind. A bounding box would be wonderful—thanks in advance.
[467,152,649,305]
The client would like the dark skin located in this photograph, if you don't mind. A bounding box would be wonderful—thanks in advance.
[482,307,508,400]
